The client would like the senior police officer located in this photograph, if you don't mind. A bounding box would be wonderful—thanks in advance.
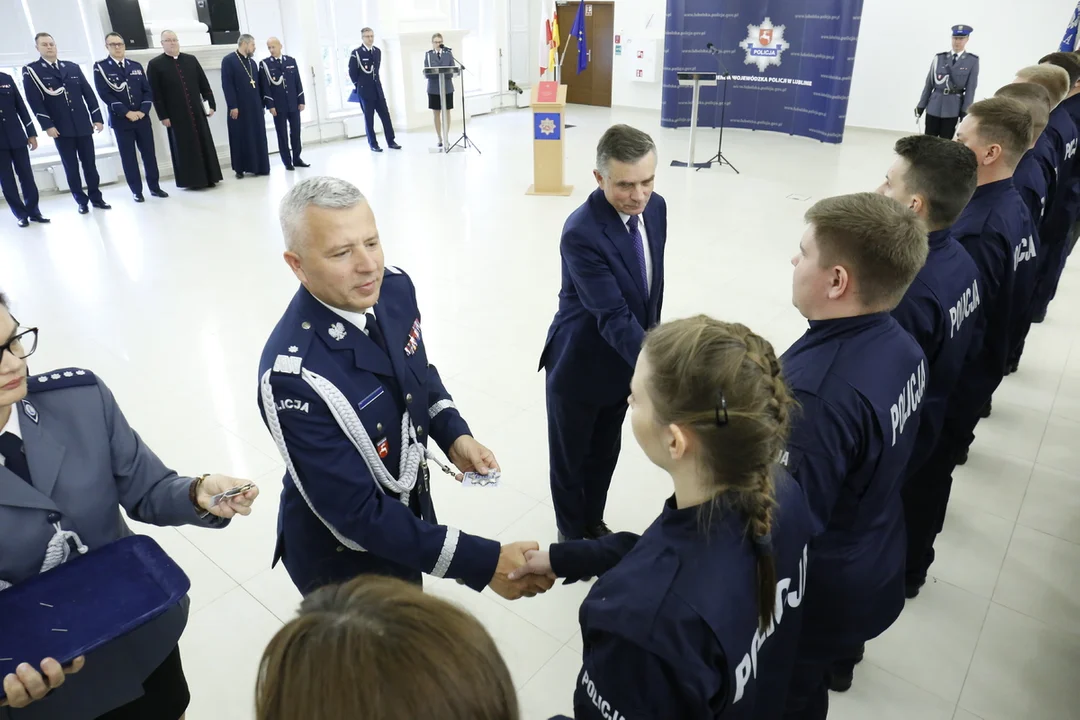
[93,33,167,203]
[260,37,309,171]
[915,25,979,139]
[0,70,48,227]
[348,28,400,152]
[257,176,552,600]
[22,33,110,214]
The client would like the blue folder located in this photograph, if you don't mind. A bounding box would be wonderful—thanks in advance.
[0,535,190,698]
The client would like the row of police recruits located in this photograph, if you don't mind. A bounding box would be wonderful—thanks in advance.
[5,48,1080,720]
[0,30,309,226]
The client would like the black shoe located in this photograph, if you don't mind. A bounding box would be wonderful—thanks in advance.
[1005,359,1019,376]
[980,400,992,419]
[28,214,50,223]
[91,201,111,210]
[388,142,402,149]
[1032,310,1046,324]
[585,521,613,539]
[133,193,145,203]
[371,146,383,152]
[149,188,169,198]
[905,576,926,599]
[285,165,295,171]
[828,668,853,693]
[235,171,245,179]
[16,218,29,228]
[78,204,89,214]
[294,160,311,167]
[956,446,969,466]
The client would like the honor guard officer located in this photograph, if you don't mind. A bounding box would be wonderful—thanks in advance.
[258,176,552,600]
[0,70,48,228]
[513,317,813,719]
[916,25,979,139]
[93,33,167,203]
[779,194,928,717]
[348,28,401,152]
[907,99,1039,588]
[261,38,310,171]
[22,33,111,214]
[0,291,260,719]
[875,136,983,599]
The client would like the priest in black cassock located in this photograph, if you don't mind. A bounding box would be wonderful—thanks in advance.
[146,30,222,189]
[222,34,270,179]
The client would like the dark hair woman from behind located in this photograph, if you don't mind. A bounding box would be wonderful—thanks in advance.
[256,576,520,720]
[510,315,814,718]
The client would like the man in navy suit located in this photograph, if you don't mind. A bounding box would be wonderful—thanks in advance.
[539,124,667,541]
[348,28,400,152]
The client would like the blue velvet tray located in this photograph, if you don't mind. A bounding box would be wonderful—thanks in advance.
[0,535,190,697]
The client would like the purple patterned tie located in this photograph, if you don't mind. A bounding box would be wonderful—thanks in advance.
[627,214,648,296]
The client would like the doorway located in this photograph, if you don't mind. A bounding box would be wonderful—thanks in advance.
[556,1,614,107]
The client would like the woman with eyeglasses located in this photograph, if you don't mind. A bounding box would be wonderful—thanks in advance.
[0,291,260,720]
[510,316,814,719]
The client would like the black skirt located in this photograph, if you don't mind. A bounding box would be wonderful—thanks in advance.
[428,92,454,110]
[95,645,190,720]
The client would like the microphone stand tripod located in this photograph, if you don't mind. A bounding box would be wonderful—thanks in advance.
[447,55,481,155]
[700,48,739,174]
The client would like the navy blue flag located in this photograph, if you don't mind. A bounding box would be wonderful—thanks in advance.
[570,2,588,74]
[1061,1,1080,51]
[662,0,864,144]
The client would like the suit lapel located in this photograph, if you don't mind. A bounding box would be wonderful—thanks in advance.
[596,192,648,304]
[373,296,417,389]
[0,403,62,512]
[298,290,395,377]
[644,200,664,315]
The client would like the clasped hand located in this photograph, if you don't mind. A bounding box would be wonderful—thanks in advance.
[1,657,84,708]
[489,542,555,600]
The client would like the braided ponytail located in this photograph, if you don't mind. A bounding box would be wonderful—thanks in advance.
[643,317,795,633]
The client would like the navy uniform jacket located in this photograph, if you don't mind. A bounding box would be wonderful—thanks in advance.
[257,271,501,596]
[891,228,981,475]
[1013,142,1056,229]
[917,51,978,118]
[259,55,304,113]
[550,473,812,719]
[21,58,102,136]
[1040,104,1080,246]
[948,180,1039,421]
[348,45,386,102]
[92,57,152,129]
[780,313,927,647]
[0,370,225,720]
[0,72,35,150]
[1059,94,1080,223]
[540,189,667,406]
[423,48,456,95]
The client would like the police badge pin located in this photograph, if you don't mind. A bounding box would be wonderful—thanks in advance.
[328,322,347,341]
[21,399,39,424]
[376,437,390,458]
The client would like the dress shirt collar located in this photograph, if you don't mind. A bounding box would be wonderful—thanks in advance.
[617,211,645,231]
[313,296,373,333]
[0,404,22,440]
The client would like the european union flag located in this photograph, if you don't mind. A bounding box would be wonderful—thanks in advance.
[570,2,588,74]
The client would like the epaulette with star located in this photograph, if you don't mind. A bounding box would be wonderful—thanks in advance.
[27,368,98,392]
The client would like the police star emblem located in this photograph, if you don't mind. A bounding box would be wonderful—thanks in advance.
[742,17,788,72]
[328,322,347,341]
[538,117,557,136]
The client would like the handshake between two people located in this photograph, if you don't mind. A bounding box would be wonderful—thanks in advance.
[488,543,557,600]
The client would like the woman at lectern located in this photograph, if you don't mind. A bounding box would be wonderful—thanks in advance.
[423,33,456,147]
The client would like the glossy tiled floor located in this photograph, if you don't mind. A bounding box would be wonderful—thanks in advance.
[3,106,1079,719]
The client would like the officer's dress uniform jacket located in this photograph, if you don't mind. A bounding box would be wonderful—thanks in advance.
[92,56,160,195]
[257,269,500,595]
[917,51,978,119]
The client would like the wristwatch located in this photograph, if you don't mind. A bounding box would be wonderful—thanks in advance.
[189,474,209,515]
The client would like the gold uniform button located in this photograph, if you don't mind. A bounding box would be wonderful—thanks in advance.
[376,422,383,433]
[405,393,413,404]
[301,321,311,330]
[417,427,424,436]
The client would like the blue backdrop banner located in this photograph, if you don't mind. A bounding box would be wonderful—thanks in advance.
[662,0,864,144]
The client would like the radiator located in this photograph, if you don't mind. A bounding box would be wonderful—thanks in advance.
[50,155,120,191]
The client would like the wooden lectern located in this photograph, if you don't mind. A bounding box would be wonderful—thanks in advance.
[526,82,573,196]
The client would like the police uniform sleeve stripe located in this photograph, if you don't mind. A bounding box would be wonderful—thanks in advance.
[428,399,456,419]
[431,527,459,578]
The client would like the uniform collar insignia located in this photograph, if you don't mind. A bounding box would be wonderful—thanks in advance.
[328,322,347,341]
[21,398,39,424]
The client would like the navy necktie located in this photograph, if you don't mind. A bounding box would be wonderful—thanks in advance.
[627,215,649,296]
[0,432,31,485]
[365,312,388,354]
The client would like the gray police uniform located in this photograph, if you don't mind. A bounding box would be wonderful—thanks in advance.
[0,369,227,720]
[917,41,978,139]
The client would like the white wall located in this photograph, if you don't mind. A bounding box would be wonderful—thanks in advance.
[847,0,1074,132]
[610,0,664,109]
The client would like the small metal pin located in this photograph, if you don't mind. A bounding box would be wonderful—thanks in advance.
[39,602,53,608]
[0,658,12,662]
[50,628,68,632]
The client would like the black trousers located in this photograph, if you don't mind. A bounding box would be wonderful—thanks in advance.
[924,114,959,139]
[546,387,627,539]
[95,645,189,720]
[114,120,160,195]
[0,145,40,220]
[272,109,303,166]
[54,134,102,205]
[359,94,396,148]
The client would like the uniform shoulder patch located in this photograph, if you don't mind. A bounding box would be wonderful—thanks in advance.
[27,368,98,393]
[967,52,979,59]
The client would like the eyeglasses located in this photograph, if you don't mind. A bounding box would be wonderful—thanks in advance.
[107,42,125,48]
[1,325,39,362]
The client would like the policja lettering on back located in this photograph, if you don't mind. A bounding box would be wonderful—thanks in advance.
[890,358,926,446]
[580,671,626,720]
[950,277,980,339]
